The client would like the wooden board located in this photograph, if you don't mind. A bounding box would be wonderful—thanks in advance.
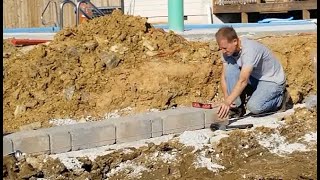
[212,0,317,13]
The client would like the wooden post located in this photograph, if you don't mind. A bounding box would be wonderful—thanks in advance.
[241,12,248,23]
[302,9,310,19]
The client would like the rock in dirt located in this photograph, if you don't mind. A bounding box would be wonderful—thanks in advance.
[83,41,98,51]
[97,51,121,69]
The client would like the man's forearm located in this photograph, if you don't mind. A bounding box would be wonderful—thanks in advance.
[221,65,228,99]
[225,79,247,105]
[221,76,228,99]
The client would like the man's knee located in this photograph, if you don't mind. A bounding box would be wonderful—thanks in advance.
[246,101,264,114]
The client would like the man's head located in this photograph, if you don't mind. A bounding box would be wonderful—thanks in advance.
[215,26,240,56]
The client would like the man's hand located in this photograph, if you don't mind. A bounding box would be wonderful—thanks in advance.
[218,103,229,119]
[218,101,232,119]
[218,101,236,119]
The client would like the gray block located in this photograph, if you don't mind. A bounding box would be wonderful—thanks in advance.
[3,137,13,156]
[159,107,205,135]
[6,130,50,155]
[110,114,153,143]
[70,122,116,151]
[39,126,72,154]
[151,117,163,137]
[203,108,225,128]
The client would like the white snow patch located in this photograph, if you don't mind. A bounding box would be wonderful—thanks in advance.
[231,116,285,129]
[122,148,134,154]
[178,130,211,150]
[209,130,230,144]
[257,132,308,155]
[49,116,95,126]
[49,155,82,170]
[194,151,225,172]
[104,111,121,119]
[228,103,306,129]
[106,161,149,179]
[49,119,79,126]
[303,132,317,142]
[159,152,176,163]
[104,107,134,119]
[50,134,175,169]
[148,108,160,112]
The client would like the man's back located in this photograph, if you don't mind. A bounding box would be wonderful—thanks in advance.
[238,38,286,85]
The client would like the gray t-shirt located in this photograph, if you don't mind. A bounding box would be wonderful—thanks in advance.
[222,37,286,85]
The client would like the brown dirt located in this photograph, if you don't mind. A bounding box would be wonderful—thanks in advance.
[3,10,317,133]
[3,107,317,179]
[279,107,317,144]
[3,40,20,58]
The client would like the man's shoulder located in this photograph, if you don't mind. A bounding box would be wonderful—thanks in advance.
[241,37,268,54]
[241,37,260,47]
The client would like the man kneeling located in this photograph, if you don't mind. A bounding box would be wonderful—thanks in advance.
[215,26,292,119]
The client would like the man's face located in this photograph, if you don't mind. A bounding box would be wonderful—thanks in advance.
[217,38,239,56]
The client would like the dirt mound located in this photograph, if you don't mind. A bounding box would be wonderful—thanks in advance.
[3,40,19,58]
[3,10,221,132]
[3,10,317,133]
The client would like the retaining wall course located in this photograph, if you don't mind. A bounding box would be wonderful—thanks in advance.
[203,107,226,128]
[5,130,50,155]
[136,112,164,138]
[108,113,157,143]
[38,126,73,154]
[151,117,163,138]
[3,107,220,156]
[69,122,116,151]
[157,107,206,135]
[3,137,13,156]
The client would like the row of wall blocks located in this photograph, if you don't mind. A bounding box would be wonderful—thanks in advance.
[3,107,221,156]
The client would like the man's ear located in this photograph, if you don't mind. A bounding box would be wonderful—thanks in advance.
[232,38,238,45]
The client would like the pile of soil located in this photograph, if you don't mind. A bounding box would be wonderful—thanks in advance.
[3,40,19,59]
[3,107,317,179]
[3,10,317,133]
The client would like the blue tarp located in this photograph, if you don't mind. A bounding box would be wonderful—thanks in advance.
[258,17,294,23]
[257,17,312,24]
[3,27,60,33]
[3,19,315,33]
[153,21,314,30]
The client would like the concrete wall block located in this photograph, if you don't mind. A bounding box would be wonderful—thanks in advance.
[49,131,71,154]
[6,131,50,155]
[159,107,205,135]
[151,117,163,138]
[111,114,153,143]
[3,137,13,156]
[70,122,116,151]
[39,126,73,154]
[203,107,224,128]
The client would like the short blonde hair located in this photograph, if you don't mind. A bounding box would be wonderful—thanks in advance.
[215,26,238,42]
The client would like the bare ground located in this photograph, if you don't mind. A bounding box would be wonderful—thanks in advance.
[3,107,317,179]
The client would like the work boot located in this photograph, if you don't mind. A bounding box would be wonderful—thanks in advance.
[229,104,246,118]
[278,88,293,112]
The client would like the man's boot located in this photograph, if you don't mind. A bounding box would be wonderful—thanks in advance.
[278,88,294,112]
[229,104,246,118]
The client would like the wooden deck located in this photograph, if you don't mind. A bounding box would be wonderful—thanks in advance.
[212,0,317,23]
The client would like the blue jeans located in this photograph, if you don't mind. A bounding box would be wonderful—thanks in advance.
[224,60,285,114]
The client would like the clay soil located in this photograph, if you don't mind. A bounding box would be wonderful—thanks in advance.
[3,10,317,133]
[3,107,317,179]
